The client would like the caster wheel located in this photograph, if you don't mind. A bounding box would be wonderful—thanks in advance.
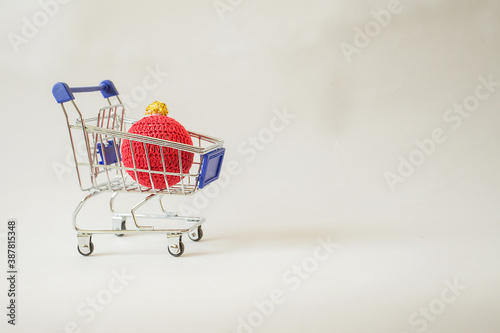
[115,221,126,237]
[168,240,185,257]
[77,242,94,256]
[188,226,203,242]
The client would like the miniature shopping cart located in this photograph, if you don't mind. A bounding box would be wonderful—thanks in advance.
[52,80,225,257]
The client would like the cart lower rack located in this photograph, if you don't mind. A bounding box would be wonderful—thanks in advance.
[52,80,225,257]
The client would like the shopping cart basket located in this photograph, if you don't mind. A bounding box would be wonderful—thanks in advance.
[52,80,225,257]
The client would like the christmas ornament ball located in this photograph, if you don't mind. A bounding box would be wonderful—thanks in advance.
[121,101,194,189]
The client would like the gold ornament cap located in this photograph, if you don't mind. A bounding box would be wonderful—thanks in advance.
[145,101,169,117]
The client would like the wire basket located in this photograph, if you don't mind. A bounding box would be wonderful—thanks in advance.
[53,80,225,257]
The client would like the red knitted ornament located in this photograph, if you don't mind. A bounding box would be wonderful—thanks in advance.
[121,104,193,189]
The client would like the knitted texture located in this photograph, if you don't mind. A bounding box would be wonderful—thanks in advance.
[121,115,194,189]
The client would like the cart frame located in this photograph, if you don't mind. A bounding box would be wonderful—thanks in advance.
[52,80,225,257]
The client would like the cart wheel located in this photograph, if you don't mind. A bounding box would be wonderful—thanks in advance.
[77,242,94,256]
[115,221,126,237]
[168,240,185,257]
[188,226,203,242]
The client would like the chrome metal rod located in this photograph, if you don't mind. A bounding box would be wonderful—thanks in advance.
[72,191,103,232]
[130,194,158,230]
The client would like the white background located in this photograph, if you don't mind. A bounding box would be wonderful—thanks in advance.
[1,0,499,332]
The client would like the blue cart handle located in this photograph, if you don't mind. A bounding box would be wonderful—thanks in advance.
[52,80,119,103]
